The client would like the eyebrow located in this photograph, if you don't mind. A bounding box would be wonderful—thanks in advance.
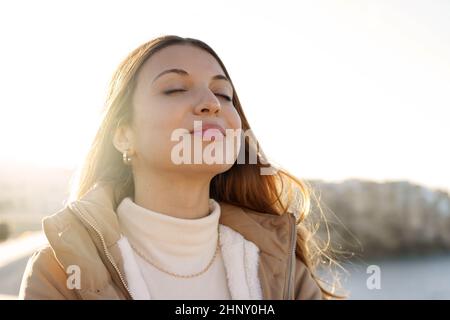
[152,68,231,84]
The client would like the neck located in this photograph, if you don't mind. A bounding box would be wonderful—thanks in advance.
[132,169,212,220]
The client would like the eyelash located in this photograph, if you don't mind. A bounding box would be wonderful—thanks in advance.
[163,89,232,102]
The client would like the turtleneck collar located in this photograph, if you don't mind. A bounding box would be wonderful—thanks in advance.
[116,197,221,274]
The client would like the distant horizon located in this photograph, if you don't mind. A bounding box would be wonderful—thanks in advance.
[1,158,448,194]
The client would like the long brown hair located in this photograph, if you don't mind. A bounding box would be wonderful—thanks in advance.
[69,35,344,299]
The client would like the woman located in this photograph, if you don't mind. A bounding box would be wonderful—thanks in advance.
[19,36,338,300]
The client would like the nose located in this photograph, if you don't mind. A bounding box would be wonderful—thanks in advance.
[193,89,222,115]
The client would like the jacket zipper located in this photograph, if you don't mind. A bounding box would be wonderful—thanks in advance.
[70,203,134,300]
[284,212,296,300]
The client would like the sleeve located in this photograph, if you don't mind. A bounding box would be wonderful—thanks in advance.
[293,257,323,300]
[18,246,79,300]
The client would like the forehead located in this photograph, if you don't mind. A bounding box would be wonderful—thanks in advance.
[137,44,225,83]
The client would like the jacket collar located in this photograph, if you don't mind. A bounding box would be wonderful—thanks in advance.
[53,181,295,299]
[69,181,293,261]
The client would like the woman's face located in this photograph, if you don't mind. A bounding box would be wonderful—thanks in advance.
[119,44,242,177]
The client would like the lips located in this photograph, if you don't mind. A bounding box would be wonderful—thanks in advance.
[190,122,226,140]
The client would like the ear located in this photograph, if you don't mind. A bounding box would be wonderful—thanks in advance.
[113,124,135,155]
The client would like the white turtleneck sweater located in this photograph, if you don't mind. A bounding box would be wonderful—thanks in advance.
[117,197,232,300]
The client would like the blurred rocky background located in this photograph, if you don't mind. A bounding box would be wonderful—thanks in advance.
[308,179,450,259]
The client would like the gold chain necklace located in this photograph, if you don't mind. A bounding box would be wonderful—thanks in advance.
[129,227,221,279]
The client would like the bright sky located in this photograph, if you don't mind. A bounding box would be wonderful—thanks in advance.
[1,0,449,192]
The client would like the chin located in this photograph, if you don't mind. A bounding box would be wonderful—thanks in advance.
[177,162,234,177]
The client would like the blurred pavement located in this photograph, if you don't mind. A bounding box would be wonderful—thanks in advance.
[0,232,47,299]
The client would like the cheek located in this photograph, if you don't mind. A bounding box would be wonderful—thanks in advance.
[133,103,188,162]
[222,108,243,162]
[227,107,242,130]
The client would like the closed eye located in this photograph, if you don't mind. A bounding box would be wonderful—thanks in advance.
[163,89,187,95]
[164,89,232,102]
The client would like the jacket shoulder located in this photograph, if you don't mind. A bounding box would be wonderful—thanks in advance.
[42,206,83,233]
[19,245,79,300]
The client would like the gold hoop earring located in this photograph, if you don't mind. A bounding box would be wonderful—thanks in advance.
[122,149,132,165]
